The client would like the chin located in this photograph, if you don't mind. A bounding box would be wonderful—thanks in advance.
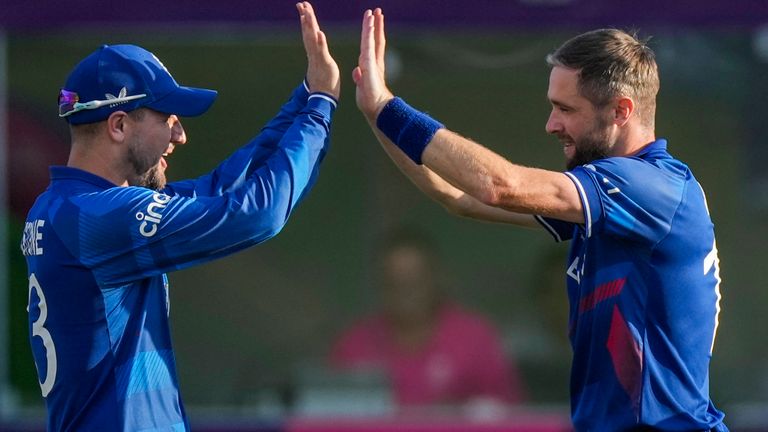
[138,167,167,190]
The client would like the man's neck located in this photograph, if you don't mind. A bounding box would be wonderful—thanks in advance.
[612,125,656,158]
[67,141,130,187]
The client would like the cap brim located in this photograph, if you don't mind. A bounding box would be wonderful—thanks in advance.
[146,85,218,117]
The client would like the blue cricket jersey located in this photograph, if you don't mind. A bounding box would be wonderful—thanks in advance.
[20,82,335,431]
[535,139,727,431]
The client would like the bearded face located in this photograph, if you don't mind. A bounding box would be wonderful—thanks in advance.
[134,164,166,190]
[546,66,619,171]
[123,110,177,190]
[127,136,167,190]
[564,112,613,170]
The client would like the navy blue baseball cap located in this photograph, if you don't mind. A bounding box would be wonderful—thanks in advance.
[58,44,217,125]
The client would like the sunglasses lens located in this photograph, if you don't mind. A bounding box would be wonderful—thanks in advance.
[58,89,79,116]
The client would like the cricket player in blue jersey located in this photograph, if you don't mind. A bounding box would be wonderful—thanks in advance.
[20,2,338,430]
[353,8,727,432]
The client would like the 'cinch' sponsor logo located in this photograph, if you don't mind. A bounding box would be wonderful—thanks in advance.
[136,193,171,238]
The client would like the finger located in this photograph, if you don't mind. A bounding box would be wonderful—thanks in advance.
[360,9,375,68]
[298,4,320,57]
[374,8,386,67]
[316,30,330,56]
[298,3,313,51]
[302,2,321,35]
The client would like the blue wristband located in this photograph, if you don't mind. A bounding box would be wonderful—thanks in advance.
[376,97,444,164]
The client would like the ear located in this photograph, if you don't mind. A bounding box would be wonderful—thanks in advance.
[105,111,129,142]
[613,97,634,126]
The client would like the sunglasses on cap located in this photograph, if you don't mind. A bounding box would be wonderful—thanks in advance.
[58,89,147,118]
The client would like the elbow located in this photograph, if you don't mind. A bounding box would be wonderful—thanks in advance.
[441,200,470,218]
[260,206,290,240]
[243,206,288,243]
[242,218,285,245]
[476,185,505,208]
[471,173,506,208]
[475,172,522,209]
[438,193,481,219]
[260,219,285,241]
[447,205,481,220]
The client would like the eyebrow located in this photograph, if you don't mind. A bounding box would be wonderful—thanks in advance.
[548,96,575,110]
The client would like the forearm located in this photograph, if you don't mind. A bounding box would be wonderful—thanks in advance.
[372,125,459,205]
[165,81,314,198]
[261,80,311,136]
[273,94,335,210]
[422,129,530,211]
[374,98,583,223]
[164,97,335,270]
[424,129,581,221]
[371,122,539,228]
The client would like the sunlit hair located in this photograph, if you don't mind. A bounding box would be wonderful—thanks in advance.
[546,28,659,129]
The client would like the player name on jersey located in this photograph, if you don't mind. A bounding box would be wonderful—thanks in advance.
[21,219,45,256]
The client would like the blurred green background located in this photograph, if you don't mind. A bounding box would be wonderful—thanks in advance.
[4,23,768,425]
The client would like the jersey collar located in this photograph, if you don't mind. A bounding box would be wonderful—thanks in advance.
[50,166,120,190]
[633,138,668,159]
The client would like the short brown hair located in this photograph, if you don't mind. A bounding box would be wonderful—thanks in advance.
[69,107,147,138]
[546,28,659,128]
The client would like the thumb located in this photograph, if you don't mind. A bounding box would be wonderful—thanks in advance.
[352,66,362,85]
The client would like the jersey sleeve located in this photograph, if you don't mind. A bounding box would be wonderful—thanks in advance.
[58,94,335,286]
[163,81,311,198]
[534,215,576,242]
[565,158,686,245]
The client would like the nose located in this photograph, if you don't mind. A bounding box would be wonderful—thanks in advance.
[170,115,187,145]
[545,109,562,135]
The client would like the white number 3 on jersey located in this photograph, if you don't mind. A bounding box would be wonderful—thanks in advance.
[27,273,58,397]
[704,240,722,355]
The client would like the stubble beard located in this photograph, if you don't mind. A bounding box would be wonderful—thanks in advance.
[566,137,612,170]
[564,118,613,171]
[127,139,167,190]
[136,166,166,191]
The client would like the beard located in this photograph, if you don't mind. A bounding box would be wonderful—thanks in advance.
[566,135,612,170]
[127,139,167,190]
[135,165,166,190]
[564,116,613,171]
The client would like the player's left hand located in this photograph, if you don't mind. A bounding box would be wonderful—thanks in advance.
[353,8,394,121]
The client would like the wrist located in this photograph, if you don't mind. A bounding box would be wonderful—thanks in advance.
[371,94,395,120]
[375,97,444,165]
[308,91,339,110]
[304,77,340,101]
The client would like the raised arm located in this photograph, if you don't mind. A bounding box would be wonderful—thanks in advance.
[372,121,540,227]
[167,2,339,199]
[353,9,583,225]
[77,2,340,284]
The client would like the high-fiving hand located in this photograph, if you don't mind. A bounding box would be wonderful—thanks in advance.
[353,8,395,121]
[297,2,340,99]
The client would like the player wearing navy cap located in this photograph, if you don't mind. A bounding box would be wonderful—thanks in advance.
[354,9,727,432]
[21,2,338,430]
